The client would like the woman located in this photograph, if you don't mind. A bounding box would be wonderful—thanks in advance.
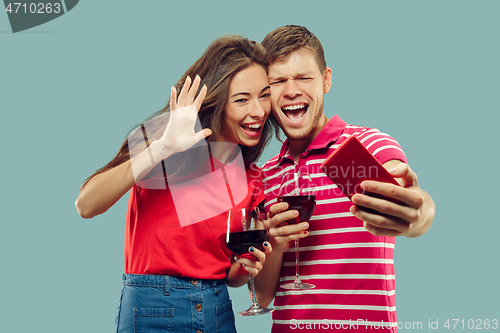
[76,35,278,333]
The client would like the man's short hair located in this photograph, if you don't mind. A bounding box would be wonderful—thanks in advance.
[262,25,327,72]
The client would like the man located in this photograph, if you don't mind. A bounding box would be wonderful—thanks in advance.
[254,25,435,332]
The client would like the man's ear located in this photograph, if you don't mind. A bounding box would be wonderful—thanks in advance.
[323,67,332,94]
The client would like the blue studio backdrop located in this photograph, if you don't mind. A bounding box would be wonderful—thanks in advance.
[1,1,499,332]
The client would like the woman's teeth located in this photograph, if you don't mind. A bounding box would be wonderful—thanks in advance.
[241,124,261,132]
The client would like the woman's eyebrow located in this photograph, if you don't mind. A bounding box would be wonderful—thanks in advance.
[230,92,250,98]
[230,86,270,98]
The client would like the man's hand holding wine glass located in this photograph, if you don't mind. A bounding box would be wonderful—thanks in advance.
[265,202,310,254]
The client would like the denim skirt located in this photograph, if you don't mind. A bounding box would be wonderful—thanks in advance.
[115,274,236,333]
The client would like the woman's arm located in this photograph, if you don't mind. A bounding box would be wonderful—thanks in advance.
[75,140,172,218]
[76,75,210,219]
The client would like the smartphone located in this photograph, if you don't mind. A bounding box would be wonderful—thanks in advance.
[320,136,400,204]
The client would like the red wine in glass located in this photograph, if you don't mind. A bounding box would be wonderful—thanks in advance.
[226,230,269,258]
[277,194,316,225]
[278,170,317,290]
[225,207,273,316]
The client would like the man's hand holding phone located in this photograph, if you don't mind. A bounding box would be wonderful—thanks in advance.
[321,136,435,238]
[350,161,435,237]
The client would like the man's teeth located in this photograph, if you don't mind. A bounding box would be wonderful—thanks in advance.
[282,104,306,111]
[282,104,307,121]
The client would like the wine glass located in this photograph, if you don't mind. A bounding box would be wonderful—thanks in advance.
[277,170,317,289]
[226,207,273,316]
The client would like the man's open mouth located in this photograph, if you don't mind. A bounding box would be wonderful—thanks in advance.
[282,103,308,122]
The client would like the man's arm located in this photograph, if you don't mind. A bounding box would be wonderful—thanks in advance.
[350,161,435,238]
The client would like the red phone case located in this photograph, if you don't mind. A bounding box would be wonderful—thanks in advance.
[320,136,399,202]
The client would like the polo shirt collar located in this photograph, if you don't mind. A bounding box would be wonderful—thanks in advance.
[277,114,347,163]
[308,114,347,150]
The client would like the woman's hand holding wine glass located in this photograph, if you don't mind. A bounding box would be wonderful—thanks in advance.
[234,243,268,277]
[226,207,274,316]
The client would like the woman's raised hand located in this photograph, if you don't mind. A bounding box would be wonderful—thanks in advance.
[158,75,212,155]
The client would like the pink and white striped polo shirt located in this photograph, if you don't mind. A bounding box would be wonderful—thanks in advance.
[261,115,407,332]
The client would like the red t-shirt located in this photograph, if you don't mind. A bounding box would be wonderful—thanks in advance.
[124,152,265,279]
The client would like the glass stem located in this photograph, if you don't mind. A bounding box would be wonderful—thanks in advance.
[249,276,259,308]
[294,239,301,283]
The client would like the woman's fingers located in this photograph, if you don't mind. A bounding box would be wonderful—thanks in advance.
[194,128,213,143]
[170,75,207,112]
[194,83,207,111]
[241,265,259,276]
[237,243,271,276]
[237,257,259,276]
[263,241,272,254]
[176,75,192,108]
[186,75,201,104]
[170,86,177,110]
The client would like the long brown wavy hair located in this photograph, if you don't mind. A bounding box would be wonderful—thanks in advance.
[82,35,280,188]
